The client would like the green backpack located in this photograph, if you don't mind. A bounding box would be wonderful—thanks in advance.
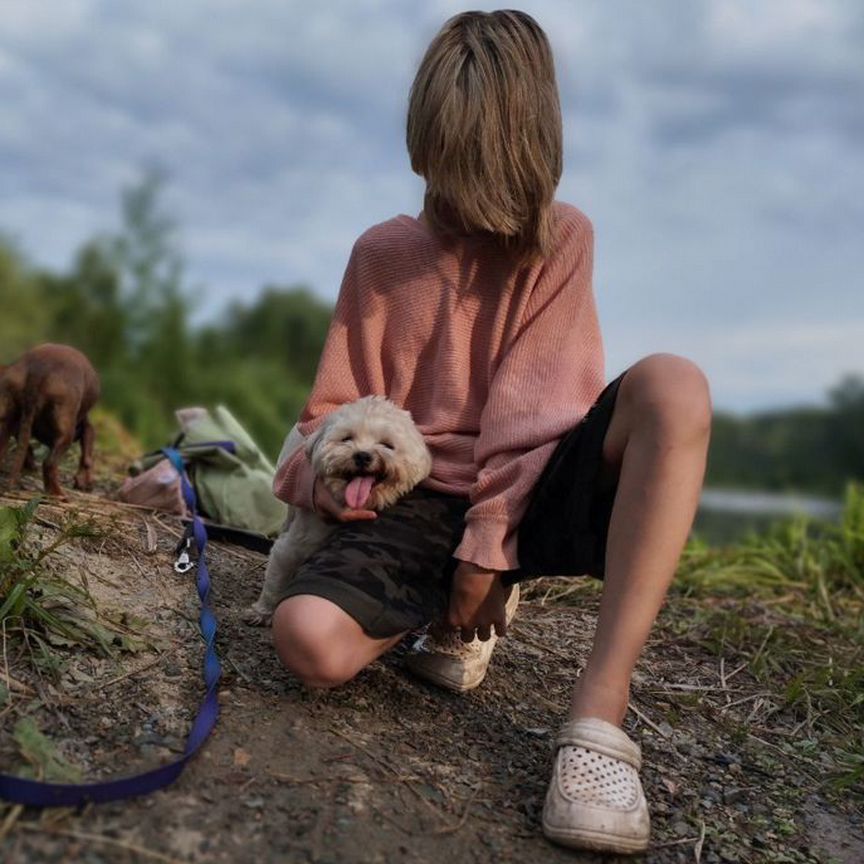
[122,405,288,540]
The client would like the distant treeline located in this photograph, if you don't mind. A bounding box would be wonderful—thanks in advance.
[708,379,864,496]
[1,174,862,493]
[0,173,331,459]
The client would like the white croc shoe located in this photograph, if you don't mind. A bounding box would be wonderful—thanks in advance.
[542,718,650,854]
[404,584,520,692]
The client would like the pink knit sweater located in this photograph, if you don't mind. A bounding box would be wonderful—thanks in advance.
[273,201,605,571]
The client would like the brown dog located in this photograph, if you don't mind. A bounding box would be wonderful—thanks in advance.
[0,344,101,497]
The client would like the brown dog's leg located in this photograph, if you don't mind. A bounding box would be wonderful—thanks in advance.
[0,420,13,472]
[43,430,74,498]
[42,399,80,498]
[73,419,96,491]
[8,407,36,487]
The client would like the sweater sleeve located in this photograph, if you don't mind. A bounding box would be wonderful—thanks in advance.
[272,244,367,510]
[453,214,605,571]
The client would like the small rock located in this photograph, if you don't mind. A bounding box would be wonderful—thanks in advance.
[715,751,740,765]
[524,727,549,738]
[672,819,690,837]
[657,721,674,739]
[233,747,251,767]
[675,734,698,755]
[723,786,747,805]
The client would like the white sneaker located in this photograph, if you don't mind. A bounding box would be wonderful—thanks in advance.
[404,584,520,692]
[542,718,650,854]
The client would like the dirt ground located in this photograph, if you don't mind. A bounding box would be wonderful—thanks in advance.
[1,485,863,864]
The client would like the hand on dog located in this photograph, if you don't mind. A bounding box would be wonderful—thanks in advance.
[313,478,378,522]
[447,562,509,642]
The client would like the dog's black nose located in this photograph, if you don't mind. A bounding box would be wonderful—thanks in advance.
[353,451,372,469]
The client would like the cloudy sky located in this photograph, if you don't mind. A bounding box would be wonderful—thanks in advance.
[1,0,861,412]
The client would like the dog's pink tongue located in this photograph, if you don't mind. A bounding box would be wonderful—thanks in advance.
[345,475,375,510]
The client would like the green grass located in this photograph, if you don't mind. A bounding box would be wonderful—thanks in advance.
[681,484,863,598]
[0,498,134,674]
[528,483,864,792]
[673,482,864,790]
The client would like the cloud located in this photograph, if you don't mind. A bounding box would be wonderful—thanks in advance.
[628,318,864,411]
[0,0,861,411]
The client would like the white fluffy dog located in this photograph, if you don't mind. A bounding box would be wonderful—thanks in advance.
[244,396,431,625]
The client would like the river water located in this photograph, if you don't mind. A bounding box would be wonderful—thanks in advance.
[693,488,843,545]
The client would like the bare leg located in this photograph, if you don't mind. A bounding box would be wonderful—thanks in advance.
[73,418,96,491]
[570,354,711,725]
[272,595,406,688]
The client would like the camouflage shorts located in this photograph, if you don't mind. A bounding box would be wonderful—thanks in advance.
[275,489,470,638]
[275,371,626,638]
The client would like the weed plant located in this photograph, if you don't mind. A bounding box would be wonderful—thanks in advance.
[677,482,864,790]
[0,498,126,672]
[526,483,864,791]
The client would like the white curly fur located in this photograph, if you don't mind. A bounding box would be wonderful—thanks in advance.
[244,396,431,626]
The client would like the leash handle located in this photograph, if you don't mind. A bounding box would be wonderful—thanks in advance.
[0,448,223,807]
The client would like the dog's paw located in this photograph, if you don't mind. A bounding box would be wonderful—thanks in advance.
[73,472,94,492]
[243,604,273,627]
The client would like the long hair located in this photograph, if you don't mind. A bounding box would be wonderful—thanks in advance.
[407,10,563,260]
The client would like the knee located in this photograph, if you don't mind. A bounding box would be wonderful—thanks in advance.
[620,354,712,442]
[271,600,359,689]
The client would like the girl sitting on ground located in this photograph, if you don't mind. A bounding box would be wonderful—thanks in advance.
[271,10,711,854]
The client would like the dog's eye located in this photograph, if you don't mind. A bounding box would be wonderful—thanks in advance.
[341,435,353,443]
[381,441,395,450]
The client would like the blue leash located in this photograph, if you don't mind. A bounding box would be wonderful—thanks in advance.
[0,447,222,807]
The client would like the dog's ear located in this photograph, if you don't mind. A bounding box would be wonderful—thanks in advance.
[275,423,305,471]
[303,417,330,461]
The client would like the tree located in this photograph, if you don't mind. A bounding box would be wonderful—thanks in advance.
[112,167,186,352]
[106,169,195,440]
[828,374,864,482]
[39,239,127,369]
[0,240,50,359]
[219,287,332,382]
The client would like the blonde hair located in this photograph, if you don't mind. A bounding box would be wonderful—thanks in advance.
[407,10,563,260]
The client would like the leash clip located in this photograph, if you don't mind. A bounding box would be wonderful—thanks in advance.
[174,535,196,574]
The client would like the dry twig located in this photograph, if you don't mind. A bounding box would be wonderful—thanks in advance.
[100,655,163,689]
[434,783,482,835]
[0,804,24,844]
[15,822,187,864]
[694,818,706,863]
